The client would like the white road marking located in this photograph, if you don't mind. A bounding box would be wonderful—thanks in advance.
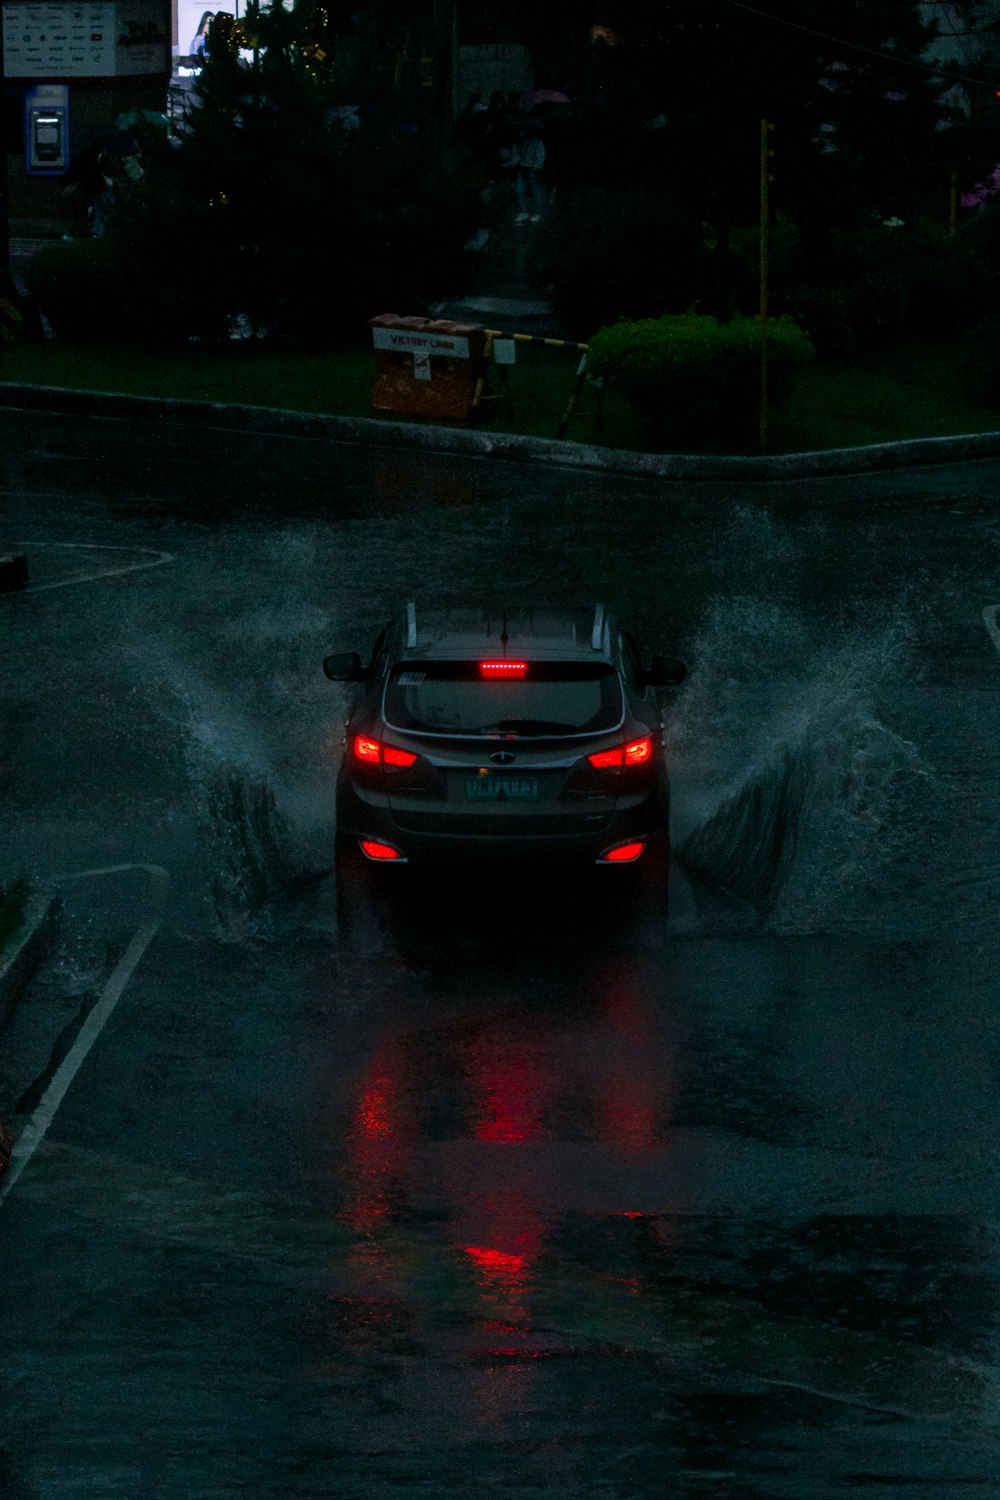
[0,862,169,1203]
[983,603,1000,659]
[9,541,173,594]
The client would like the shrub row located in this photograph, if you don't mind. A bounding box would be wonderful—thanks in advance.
[529,190,1000,359]
[24,109,489,349]
[588,312,814,448]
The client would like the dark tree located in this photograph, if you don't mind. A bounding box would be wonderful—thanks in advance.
[577,0,978,236]
[89,0,488,346]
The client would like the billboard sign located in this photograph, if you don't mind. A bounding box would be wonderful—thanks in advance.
[2,0,167,76]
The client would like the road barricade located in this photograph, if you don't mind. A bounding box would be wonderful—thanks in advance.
[370,314,488,422]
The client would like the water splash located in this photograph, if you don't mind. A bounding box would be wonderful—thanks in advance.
[670,596,932,933]
[128,644,336,935]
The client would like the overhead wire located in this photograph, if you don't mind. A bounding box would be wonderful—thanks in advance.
[718,0,1000,90]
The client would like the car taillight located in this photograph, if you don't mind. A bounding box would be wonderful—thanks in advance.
[360,838,406,862]
[352,735,417,768]
[624,736,652,765]
[382,744,419,767]
[587,737,653,770]
[598,840,646,863]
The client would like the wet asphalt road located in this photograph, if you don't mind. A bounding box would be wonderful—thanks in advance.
[1,410,1000,1497]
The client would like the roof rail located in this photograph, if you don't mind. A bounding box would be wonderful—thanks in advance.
[405,600,417,649]
[590,603,606,652]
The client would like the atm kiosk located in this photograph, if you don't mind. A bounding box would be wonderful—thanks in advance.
[24,84,70,175]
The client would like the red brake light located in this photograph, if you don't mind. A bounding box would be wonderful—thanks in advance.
[353,736,418,768]
[360,838,405,861]
[588,737,654,770]
[599,840,646,863]
[624,736,652,765]
[479,660,527,678]
[383,744,418,767]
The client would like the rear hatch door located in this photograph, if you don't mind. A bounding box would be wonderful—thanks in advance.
[382,659,624,835]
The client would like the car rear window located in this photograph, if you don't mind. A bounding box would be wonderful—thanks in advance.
[384,661,623,737]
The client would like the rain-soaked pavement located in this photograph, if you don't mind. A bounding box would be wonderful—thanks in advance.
[1,410,1000,1497]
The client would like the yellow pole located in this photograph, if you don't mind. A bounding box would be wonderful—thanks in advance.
[471,330,495,416]
[759,119,773,453]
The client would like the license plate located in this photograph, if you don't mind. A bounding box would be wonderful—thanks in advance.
[466,774,539,801]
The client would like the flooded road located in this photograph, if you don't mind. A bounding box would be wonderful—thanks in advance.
[1,411,1000,1496]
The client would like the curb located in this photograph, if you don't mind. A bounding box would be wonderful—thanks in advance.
[3,380,1000,480]
[0,889,61,1032]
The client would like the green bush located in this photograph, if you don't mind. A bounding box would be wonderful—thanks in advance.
[777,276,906,359]
[773,220,987,357]
[25,127,486,350]
[24,240,114,343]
[0,295,23,345]
[24,232,234,346]
[890,221,984,337]
[958,314,1000,409]
[588,312,813,448]
[958,209,1000,321]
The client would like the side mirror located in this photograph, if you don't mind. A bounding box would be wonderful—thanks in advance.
[323,652,365,682]
[644,655,686,688]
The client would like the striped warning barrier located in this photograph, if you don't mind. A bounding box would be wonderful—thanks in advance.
[472,329,594,438]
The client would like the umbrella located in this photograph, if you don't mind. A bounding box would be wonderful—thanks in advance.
[518,89,570,108]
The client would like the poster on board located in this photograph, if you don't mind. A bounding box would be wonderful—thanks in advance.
[2,0,167,76]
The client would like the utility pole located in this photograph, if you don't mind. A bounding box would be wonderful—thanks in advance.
[434,0,458,144]
[949,167,958,235]
[0,1,11,293]
[759,118,774,453]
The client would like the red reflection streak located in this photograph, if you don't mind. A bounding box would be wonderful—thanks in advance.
[468,1029,552,1144]
[450,1027,555,1341]
[459,1223,540,1430]
[340,1041,413,1280]
[358,1069,395,1141]
[463,1246,528,1275]
[595,975,667,1152]
[456,1184,545,1319]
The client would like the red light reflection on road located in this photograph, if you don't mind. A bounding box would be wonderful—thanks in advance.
[453,1025,552,1332]
[340,1039,413,1282]
[595,973,669,1153]
[332,963,676,1382]
[463,1246,529,1275]
[467,1029,552,1144]
[357,1068,395,1142]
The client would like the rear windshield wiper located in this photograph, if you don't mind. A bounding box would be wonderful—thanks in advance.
[478,719,577,735]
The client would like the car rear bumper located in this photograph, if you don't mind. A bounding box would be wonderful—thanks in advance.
[336,782,668,867]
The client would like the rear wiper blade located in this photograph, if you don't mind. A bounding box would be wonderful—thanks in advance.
[478,719,575,735]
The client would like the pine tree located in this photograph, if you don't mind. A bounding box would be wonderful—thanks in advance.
[112,0,486,345]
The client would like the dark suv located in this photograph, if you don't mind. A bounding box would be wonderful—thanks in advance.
[323,604,686,881]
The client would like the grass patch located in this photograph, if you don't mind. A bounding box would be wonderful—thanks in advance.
[769,340,1000,452]
[0,341,377,418]
[1,335,996,454]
